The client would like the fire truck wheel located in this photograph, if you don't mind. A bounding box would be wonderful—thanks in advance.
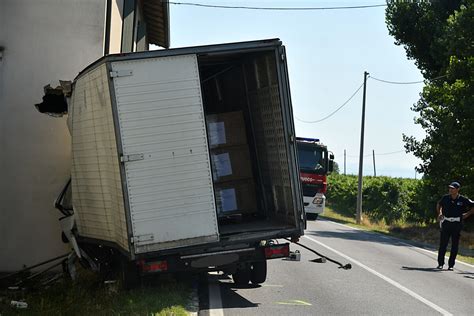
[307,213,318,220]
[232,266,251,286]
[250,260,267,284]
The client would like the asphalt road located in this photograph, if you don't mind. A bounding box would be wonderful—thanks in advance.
[199,219,474,316]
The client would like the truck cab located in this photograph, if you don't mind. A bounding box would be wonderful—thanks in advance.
[296,137,334,220]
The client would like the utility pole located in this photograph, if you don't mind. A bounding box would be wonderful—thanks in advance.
[356,71,369,224]
[344,149,346,175]
[372,150,376,177]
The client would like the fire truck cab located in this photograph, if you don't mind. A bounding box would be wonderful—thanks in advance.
[296,137,334,220]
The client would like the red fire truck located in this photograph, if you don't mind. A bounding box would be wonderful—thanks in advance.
[296,137,334,220]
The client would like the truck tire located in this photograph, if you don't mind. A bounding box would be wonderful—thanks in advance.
[250,260,267,284]
[120,259,140,290]
[232,267,251,286]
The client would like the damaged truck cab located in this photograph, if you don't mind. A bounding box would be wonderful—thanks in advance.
[50,39,304,287]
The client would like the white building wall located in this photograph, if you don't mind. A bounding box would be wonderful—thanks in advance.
[109,0,124,54]
[0,0,106,271]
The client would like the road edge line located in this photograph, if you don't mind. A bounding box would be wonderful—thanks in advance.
[322,219,474,268]
[303,235,453,316]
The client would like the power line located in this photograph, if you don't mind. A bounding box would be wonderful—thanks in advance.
[369,74,447,85]
[347,149,405,158]
[376,149,406,156]
[295,82,364,124]
[169,2,387,10]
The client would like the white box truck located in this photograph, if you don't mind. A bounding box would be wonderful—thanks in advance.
[54,39,305,287]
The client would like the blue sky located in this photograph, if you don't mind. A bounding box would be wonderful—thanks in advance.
[162,0,426,178]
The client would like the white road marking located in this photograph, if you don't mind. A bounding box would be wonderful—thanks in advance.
[317,219,474,268]
[208,273,224,316]
[303,235,453,316]
[276,299,312,306]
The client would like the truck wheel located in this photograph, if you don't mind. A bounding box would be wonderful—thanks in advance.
[250,260,267,284]
[307,213,318,220]
[232,267,251,286]
[120,259,140,290]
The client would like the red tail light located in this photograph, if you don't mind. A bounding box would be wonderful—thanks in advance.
[264,244,290,259]
[138,260,168,273]
[320,181,327,194]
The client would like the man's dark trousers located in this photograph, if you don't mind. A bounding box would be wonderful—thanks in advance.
[438,221,462,268]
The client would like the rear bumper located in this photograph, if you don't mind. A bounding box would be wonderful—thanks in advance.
[136,243,290,275]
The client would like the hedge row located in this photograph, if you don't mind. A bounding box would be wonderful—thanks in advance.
[326,174,437,225]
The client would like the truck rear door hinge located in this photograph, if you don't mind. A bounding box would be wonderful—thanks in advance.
[131,234,154,244]
[110,70,133,78]
[120,153,144,163]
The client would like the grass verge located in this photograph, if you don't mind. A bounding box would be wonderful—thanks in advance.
[0,270,193,315]
[321,207,474,265]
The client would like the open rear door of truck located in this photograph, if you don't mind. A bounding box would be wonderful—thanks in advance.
[109,54,219,254]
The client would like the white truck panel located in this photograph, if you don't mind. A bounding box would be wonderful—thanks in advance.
[111,55,220,253]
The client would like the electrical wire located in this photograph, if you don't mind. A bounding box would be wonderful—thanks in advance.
[295,82,364,124]
[376,149,406,156]
[369,74,447,85]
[346,150,406,158]
[169,1,387,10]
[347,153,372,158]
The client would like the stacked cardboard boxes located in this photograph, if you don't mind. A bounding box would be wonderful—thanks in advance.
[206,111,258,217]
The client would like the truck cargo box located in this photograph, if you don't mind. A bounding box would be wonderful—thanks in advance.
[68,39,304,259]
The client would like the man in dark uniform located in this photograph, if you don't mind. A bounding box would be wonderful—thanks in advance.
[436,182,474,270]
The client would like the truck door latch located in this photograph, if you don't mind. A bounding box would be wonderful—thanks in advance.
[120,153,144,163]
[110,70,133,78]
[131,234,154,244]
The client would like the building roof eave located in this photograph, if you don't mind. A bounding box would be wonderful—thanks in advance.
[142,0,170,48]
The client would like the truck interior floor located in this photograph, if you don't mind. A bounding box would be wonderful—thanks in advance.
[219,219,293,235]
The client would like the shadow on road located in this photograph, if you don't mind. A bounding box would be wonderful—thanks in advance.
[306,228,410,248]
[400,266,443,272]
[219,285,260,309]
[456,271,474,280]
[315,218,474,257]
[216,273,260,309]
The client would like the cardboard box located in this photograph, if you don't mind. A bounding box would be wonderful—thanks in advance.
[206,111,247,148]
[210,145,253,183]
[215,179,258,216]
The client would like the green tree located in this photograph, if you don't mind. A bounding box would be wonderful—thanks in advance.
[386,0,474,204]
[332,161,340,174]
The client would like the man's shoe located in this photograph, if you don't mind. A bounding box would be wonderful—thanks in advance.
[436,265,443,270]
[447,267,453,271]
